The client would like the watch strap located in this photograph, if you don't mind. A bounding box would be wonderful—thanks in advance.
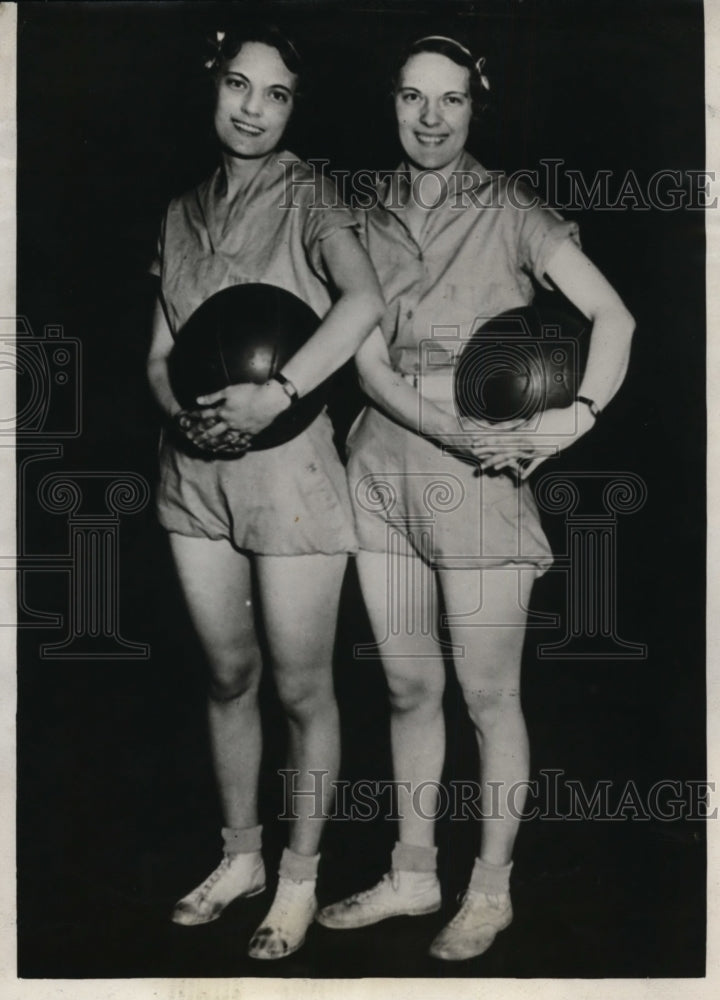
[575,395,600,420]
[271,372,299,404]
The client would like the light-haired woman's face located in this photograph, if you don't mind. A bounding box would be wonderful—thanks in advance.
[394,52,472,170]
[214,41,297,158]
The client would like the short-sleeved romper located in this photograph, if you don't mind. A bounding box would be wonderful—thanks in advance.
[152,152,358,555]
[346,152,581,572]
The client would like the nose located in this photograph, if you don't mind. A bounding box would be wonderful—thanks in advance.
[419,98,442,127]
[241,86,263,118]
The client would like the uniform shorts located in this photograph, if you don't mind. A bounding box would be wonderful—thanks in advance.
[157,410,357,556]
[345,406,553,574]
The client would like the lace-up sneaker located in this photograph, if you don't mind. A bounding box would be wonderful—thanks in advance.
[316,870,442,929]
[171,852,266,926]
[247,876,318,959]
[428,890,512,960]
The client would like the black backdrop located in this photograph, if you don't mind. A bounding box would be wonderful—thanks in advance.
[16,0,706,980]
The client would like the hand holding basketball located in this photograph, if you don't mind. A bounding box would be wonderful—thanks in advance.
[167,283,327,451]
[174,408,224,448]
[173,408,253,457]
[197,379,291,436]
[465,402,596,477]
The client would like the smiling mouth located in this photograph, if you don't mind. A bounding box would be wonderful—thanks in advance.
[231,119,265,136]
[414,132,449,146]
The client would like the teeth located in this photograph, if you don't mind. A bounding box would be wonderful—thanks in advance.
[232,121,263,135]
[415,134,447,145]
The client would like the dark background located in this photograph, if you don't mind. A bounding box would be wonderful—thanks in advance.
[16,0,706,979]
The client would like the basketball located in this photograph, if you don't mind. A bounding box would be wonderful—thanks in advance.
[453,302,590,425]
[168,283,326,450]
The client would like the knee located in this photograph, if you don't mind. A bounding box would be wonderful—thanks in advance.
[275,671,335,722]
[387,671,444,714]
[208,646,262,703]
[461,684,522,732]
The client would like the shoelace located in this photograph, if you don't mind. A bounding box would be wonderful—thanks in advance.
[176,855,230,907]
[193,857,233,902]
[346,871,399,904]
[193,854,256,907]
[264,876,315,921]
[447,889,508,929]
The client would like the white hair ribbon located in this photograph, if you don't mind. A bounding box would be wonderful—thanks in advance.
[475,57,490,90]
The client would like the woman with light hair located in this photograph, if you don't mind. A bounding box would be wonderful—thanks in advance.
[317,34,634,961]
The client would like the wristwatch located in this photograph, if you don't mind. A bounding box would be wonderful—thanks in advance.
[271,372,299,404]
[575,395,600,420]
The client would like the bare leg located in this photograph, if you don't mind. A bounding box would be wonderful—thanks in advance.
[315,545,444,930]
[169,534,262,829]
[168,534,266,926]
[248,552,347,959]
[429,564,533,960]
[356,547,446,847]
[439,565,533,865]
[256,552,347,856]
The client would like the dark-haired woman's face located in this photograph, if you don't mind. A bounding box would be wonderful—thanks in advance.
[214,42,297,159]
[395,53,472,170]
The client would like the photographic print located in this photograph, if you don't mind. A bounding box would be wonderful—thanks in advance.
[7,0,713,992]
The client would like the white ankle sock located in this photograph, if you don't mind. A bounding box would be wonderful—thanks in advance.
[221,824,263,855]
[391,840,438,874]
[278,846,320,882]
[468,857,512,895]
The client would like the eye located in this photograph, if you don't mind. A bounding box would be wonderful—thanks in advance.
[268,89,290,104]
[444,94,466,106]
[225,76,247,91]
[399,90,420,103]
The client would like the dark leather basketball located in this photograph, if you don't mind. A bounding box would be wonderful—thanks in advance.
[454,302,590,424]
[168,283,326,450]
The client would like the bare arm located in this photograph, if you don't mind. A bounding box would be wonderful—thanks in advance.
[146,297,180,419]
[546,239,635,411]
[479,240,636,476]
[281,226,385,394]
[354,328,472,450]
[146,297,230,452]
[355,240,636,476]
[197,227,385,434]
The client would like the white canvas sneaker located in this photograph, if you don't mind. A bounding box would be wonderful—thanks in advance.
[248,876,318,959]
[428,889,512,960]
[171,852,266,926]
[316,869,441,929]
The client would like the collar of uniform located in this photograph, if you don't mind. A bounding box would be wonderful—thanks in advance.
[378,149,493,209]
[208,148,295,201]
[191,150,296,252]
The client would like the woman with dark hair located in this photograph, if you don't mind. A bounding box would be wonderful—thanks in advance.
[147,23,383,960]
[317,35,635,960]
